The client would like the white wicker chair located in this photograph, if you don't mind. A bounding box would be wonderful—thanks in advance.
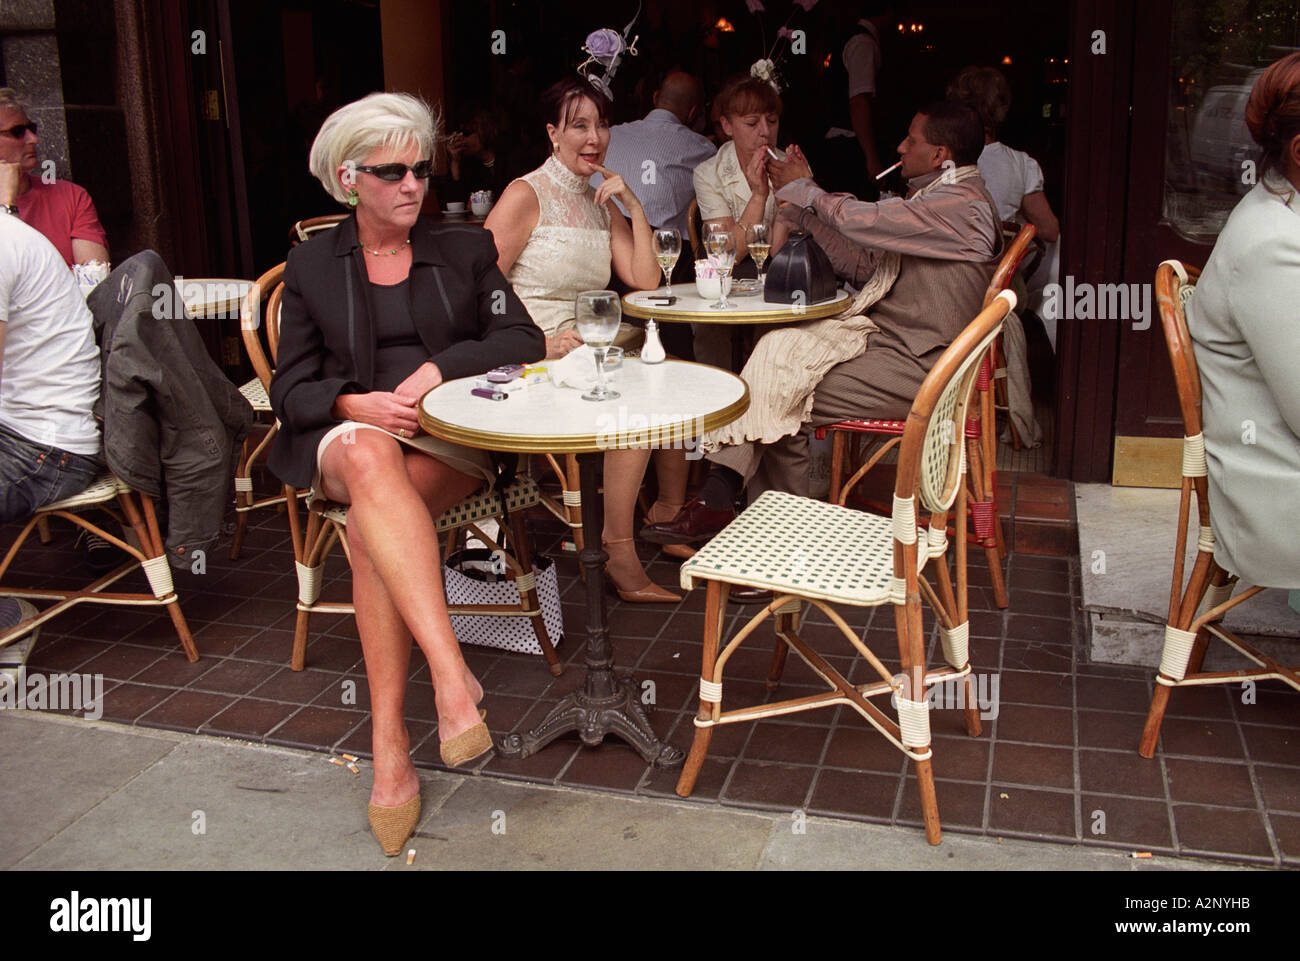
[1139,261,1300,756]
[675,291,1016,845]
[0,473,198,661]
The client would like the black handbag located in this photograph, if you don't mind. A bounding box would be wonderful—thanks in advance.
[763,214,838,306]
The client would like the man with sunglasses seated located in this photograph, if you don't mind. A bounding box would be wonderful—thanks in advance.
[0,88,109,268]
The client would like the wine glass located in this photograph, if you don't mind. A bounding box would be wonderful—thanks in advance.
[703,230,736,310]
[653,228,681,296]
[747,223,771,289]
[574,289,622,402]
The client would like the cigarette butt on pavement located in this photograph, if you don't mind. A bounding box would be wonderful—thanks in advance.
[329,757,345,766]
[406,850,416,865]
[342,753,359,762]
[1131,851,1152,859]
[347,762,360,775]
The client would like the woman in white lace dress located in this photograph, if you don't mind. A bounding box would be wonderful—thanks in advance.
[486,77,680,603]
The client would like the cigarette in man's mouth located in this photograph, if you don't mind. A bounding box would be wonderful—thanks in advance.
[876,161,902,180]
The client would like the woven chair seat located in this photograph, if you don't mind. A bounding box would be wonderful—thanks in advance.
[38,473,130,513]
[239,377,272,412]
[680,491,940,606]
[825,418,906,436]
[318,475,542,533]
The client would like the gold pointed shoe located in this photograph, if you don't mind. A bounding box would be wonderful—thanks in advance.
[440,721,494,768]
[367,794,421,857]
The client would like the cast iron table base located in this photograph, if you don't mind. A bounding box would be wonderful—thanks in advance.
[496,452,685,767]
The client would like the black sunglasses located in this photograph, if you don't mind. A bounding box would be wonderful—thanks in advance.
[354,159,433,182]
[0,122,37,139]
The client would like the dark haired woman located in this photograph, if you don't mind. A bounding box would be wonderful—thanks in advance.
[485,77,680,603]
[1188,52,1300,588]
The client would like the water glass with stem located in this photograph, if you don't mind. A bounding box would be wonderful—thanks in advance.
[574,289,622,402]
[704,230,736,309]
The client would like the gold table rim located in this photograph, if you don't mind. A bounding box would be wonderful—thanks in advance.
[621,287,850,324]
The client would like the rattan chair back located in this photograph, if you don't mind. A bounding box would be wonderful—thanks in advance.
[899,290,1015,515]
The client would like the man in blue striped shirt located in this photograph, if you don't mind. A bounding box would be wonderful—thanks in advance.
[591,72,716,241]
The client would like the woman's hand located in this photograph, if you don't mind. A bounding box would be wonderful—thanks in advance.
[592,164,640,213]
[394,361,443,403]
[332,391,422,437]
[546,329,585,359]
[742,147,770,199]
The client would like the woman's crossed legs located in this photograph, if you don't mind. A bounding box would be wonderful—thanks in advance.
[319,429,483,806]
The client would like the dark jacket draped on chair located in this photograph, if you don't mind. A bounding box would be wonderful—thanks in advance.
[88,250,256,567]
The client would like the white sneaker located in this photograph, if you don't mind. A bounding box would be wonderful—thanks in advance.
[0,598,39,693]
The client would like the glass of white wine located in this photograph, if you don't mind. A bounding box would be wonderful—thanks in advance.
[574,289,622,402]
[653,228,681,296]
[747,222,771,289]
[703,230,736,309]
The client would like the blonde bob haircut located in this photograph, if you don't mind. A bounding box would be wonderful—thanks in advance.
[308,91,438,205]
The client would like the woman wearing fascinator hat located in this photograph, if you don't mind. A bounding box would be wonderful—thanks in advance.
[485,73,686,605]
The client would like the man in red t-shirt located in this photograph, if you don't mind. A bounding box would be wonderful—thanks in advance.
[0,88,109,267]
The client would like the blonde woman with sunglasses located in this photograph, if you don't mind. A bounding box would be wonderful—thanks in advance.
[268,92,545,857]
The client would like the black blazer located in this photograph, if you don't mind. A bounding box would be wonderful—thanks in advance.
[268,213,545,489]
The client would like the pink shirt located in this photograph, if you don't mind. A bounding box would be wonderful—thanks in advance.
[15,174,108,266]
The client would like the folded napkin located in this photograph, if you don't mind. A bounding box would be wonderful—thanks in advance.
[549,344,614,390]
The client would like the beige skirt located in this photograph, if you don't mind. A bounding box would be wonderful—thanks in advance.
[311,421,495,509]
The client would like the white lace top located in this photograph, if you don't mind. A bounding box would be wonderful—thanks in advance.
[506,155,613,336]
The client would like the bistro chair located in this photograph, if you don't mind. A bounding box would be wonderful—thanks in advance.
[289,213,348,247]
[245,263,562,675]
[1138,260,1299,756]
[229,265,302,559]
[818,223,1037,610]
[0,475,199,662]
[532,454,585,553]
[676,290,1016,845]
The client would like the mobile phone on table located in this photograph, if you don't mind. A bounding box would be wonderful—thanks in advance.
[486,363,525,383]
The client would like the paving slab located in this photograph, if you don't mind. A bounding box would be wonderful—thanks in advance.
[0,712,177,869]
[394,777,773,871]
[1076,484,1300,667]
[757,816,1247,871]
[10,716,462,870]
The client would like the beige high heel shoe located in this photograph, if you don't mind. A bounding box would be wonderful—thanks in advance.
[367,794,421,857]
[603,537,681,603]
[440,721,494,767]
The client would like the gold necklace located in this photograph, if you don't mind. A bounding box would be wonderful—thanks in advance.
[360,238,411,256]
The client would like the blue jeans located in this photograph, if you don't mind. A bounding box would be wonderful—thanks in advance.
[0,422,102,524]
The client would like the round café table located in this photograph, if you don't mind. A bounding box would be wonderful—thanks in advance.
[179,278,253,319]
[419,359,749,766]
[623,285,851,370]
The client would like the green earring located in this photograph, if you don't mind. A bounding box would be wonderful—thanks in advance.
[347,189,358,207]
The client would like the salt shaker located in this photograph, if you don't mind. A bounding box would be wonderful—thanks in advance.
[640,319,666,364]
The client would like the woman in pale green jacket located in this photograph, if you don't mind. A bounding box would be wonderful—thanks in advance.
[1188,52,1300,588]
